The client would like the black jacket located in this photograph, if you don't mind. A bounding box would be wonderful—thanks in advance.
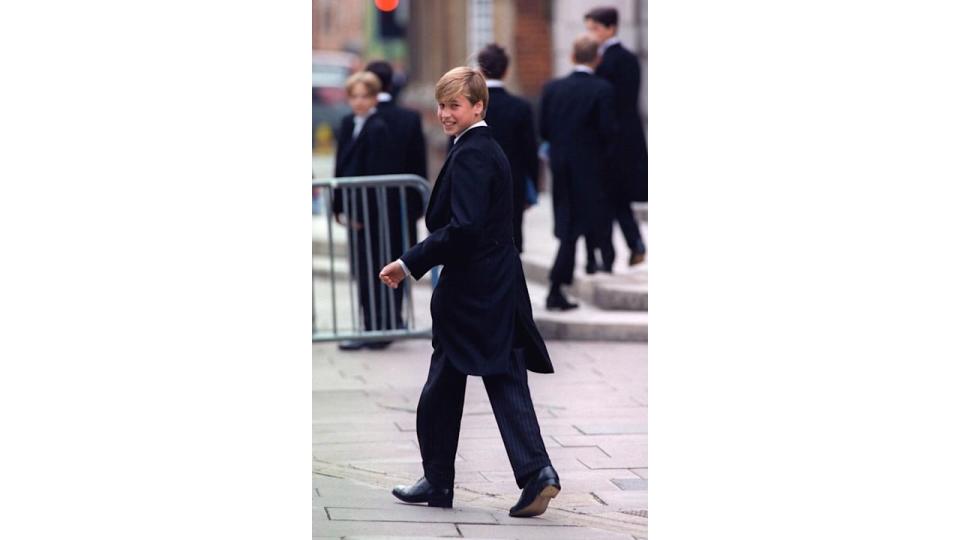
[332,112,395,222]
[596,42,648,202]
[484,87,539,251]
[540,71,617,239]
[375,99,427,222]
[400,126,552,376]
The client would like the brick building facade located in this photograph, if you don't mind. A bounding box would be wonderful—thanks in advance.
[312,0,366,54]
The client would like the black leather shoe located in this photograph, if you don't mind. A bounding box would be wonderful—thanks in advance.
[365,340,393,350]
[337,340,365,351]
[509,465,561,518]
[391,477,453,508]
[629,250,646,266]
[546,291,578,311]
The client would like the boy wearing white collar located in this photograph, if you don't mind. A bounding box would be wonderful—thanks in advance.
[379,66,560,519]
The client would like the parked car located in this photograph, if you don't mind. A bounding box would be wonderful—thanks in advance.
[312,51,358,155]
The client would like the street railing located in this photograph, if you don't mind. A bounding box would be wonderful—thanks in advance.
[312,174,432,343]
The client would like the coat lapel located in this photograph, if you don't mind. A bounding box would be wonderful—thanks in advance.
[425,143,457,221]
[425,127,486,224]
[340,113,377,168]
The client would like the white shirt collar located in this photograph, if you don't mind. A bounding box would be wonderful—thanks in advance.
[600,36,621,56]
[352,108,378,137]
[376,92,392,103]
[453,120,488,145]
[485,79,505,88]
[573,65,594,74]
[354,107,377,121]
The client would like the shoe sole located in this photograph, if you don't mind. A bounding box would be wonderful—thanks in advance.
[509,484,560,518]
[392,490,453,508]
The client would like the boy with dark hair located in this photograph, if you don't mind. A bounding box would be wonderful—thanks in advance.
[585,5,648,268]
[476,44,539,253]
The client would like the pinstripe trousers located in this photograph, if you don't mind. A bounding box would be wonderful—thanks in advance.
[416,346,553,490]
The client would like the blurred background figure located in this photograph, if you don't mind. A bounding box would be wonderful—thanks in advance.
[332,71,400,350]
[476,43,539,253]
[364,59,427,335]
[539,36,616,311]
[585,6,647,267]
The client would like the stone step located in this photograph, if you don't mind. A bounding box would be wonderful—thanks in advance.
[522,254,648,312]
[635,202,648,223]
[527,281,648,342]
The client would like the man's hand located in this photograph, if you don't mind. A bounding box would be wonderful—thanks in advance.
[379,260,406,289]
[335,214,364,230]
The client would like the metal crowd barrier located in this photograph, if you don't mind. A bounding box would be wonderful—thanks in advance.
[312,174,432,343]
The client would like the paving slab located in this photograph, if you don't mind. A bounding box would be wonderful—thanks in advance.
[314,520,461,538]
[528,282,648,342]
[313,336,647,539]
[343,537,500,540]
[329,506,499,524]
[611,477,648,491]
[458,523,639,540]
[579,454,648,470]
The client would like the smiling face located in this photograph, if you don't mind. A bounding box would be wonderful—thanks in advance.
[436,94,484,137]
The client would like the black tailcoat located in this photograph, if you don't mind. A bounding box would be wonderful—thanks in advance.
[333,113,394,186]
[539,71,617,240]
[332,112,400,331]
[400,126,552,376]
[375,99,428,225]
[483,87,539,252]
[596,42,648,202]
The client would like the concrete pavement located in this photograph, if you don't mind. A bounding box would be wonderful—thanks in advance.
[313,338,647,539]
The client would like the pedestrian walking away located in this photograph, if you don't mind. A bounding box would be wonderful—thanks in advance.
[585,6,648,267]
[378,66,561,518]
[539,35,617,311]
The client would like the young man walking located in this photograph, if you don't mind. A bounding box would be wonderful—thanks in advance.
[585,6,648,267]
[378,67,561,518]
[540,36,617,310]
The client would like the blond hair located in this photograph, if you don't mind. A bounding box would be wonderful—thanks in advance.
[345,71,381,97]
[435,66,488,117]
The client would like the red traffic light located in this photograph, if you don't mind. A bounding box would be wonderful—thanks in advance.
[375,0,399,12]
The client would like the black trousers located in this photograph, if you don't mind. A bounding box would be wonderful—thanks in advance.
[551,206,601,285]
[604,196,646,256]
[350,226,405,332]
[549,232,582,286]
[585,195,646,268]
[585,201,615,270]
[416,347,552,489]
